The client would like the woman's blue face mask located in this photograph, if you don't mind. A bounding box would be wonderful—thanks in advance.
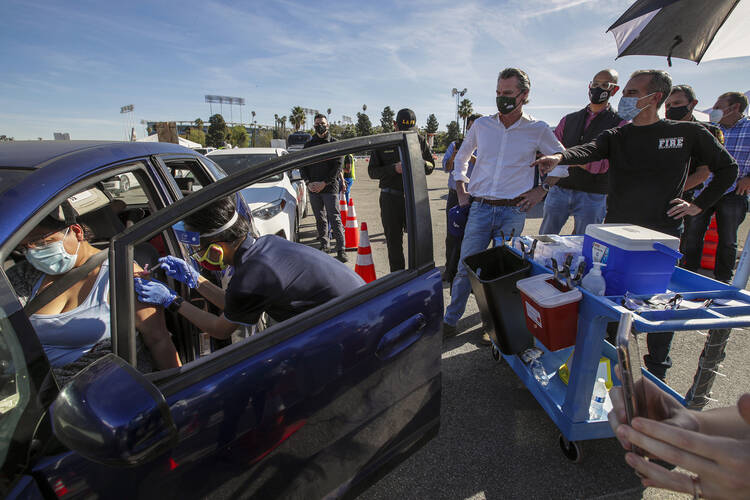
[26,228,80,275]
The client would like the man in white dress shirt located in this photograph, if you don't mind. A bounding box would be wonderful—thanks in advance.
[443,67,569,341]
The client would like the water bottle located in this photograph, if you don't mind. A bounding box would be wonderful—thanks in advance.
[589,377,608,420]
[530,359,550,388]
[582,262,606,295]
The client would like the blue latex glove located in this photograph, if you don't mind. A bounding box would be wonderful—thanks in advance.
[134,278,178,308]
[158,256,200,288]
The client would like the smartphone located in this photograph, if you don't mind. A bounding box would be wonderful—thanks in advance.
[615,312,648,454]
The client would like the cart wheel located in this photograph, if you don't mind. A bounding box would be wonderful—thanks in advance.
[559,434,583,463]
[491,346,500,361]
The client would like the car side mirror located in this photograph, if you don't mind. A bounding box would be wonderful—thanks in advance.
[50,354,177,466]
[290,169,302,181]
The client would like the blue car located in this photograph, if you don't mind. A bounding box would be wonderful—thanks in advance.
[0,134,442,499]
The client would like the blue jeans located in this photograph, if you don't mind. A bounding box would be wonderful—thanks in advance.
[539,186,606,235]
[344,177,353,203]
[444,201,526,326]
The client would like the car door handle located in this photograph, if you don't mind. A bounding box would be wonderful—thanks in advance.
[376,313,427,361]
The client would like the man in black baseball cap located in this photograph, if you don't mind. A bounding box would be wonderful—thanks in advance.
[396,108,417,129]
[368,108,435,271]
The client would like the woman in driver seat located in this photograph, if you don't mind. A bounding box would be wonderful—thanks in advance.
[9,215,181,383]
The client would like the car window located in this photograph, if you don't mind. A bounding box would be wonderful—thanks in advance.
[209,154,283,182]
[0,302,32,466]
[164,158,214,195]
[5,163,182,384]
[101,169,148,205]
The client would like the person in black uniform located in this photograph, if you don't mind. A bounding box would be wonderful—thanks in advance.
[368,108,435,272]
[663,85,726,262]
[302,113,347,262]
[534,70,738,381]
[133,196,364,337]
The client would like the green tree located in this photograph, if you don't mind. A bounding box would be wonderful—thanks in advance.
[194,118,204,131]
[446,120,461,145]
[207,114,228,147]
[356,112,372,136]
[380,106,395,132]
[289,106,305,131]
[326,108,332,120]
[187,128,206,146]
[330,123,357,139]
[425,114,439,134]
[458,98,473,134]
[230,125,249,147]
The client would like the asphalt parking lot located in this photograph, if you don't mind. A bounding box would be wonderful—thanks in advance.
[297,159,750,500]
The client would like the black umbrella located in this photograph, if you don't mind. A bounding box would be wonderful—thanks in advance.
[607,0,748,65]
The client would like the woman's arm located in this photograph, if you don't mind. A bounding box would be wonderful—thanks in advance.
[132,263,181,369]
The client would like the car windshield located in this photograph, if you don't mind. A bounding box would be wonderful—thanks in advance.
[209,154,283,182]
[0,169,31,196]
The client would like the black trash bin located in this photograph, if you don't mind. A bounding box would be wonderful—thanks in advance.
[464,245,534,355]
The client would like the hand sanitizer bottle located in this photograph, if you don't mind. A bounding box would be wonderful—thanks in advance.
[582,262,606,296]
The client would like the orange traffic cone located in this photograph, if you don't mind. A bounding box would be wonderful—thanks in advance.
[339,192,348,227]
[345,198,360,250]
[355,222,377,283]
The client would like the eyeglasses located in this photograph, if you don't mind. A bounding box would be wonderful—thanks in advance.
[589,81,617,91]
[23,229,66,250]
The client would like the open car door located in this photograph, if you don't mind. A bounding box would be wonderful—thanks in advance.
[42,132,442,499]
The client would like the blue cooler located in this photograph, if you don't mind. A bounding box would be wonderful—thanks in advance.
[583,224,682,296]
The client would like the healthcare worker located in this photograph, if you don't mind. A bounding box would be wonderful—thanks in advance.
[134,196,364,338]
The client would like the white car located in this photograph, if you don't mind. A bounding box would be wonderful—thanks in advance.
[207,148,304,241]
[101,172,139,195]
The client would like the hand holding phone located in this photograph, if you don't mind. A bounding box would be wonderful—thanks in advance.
[609,313,699,453]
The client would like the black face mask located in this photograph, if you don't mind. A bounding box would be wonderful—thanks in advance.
[496,95,519,115]
[665,105,690,121]
[315,124,328,135]
[588,87,610,104]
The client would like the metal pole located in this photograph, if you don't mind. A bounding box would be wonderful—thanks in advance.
[685,231,750,409]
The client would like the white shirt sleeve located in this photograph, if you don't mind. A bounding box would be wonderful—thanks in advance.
[452,124,478,184]
[538,124,569,178]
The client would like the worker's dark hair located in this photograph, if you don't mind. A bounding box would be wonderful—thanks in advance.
[498,68,530,104]
[467,113,483,125]
[630,69,672,107]
[719,91,749,113]
[670,85,697,103]
[185,196,250,245]
[314,113,327,121]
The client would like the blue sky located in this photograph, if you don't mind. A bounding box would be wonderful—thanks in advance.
[2,0,748,140]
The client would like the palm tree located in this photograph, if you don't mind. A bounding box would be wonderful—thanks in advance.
[280,115,287,134]
[362,104,367,112]
[458,98,473,135]
[326,108,332,121]
[290,106,306,131]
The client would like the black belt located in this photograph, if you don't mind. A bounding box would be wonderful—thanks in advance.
[473,196,522,206]
[381,188,404,196]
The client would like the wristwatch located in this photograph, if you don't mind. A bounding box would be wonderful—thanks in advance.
[167,295,184,313]
[541,182,551,192]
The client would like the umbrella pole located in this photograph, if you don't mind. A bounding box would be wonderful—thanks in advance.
[685,230,750,409]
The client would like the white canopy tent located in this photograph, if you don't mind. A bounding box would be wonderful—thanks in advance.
[137,134,202,149]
